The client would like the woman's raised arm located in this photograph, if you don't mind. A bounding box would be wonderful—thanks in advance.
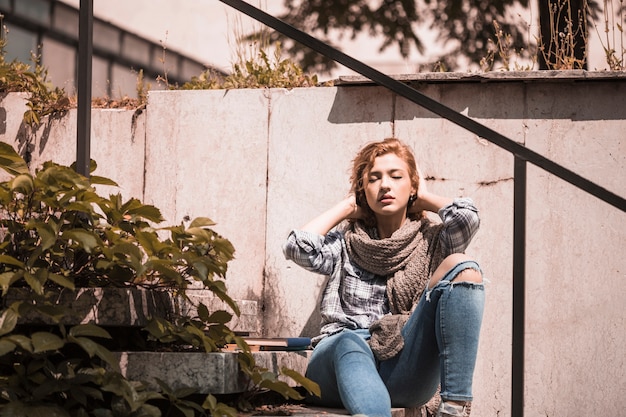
[300,194,362,235]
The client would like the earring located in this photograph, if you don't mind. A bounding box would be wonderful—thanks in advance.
[408,194,417,204]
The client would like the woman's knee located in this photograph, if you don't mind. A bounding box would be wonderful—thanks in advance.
[429,253,482,288]
[331,331,376,362]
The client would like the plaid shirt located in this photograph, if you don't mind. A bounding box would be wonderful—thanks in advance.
[283,198,480,341]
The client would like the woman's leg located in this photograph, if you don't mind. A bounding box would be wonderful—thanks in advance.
[379,255,485,407]
[433,256,484,404]
[305,329,392,417]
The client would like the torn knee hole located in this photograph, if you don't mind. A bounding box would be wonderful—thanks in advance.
[451,268,482,283]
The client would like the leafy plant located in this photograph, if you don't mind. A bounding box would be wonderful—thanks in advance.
[144,303,321,411]
[0,143,319,415]
[0,19,71,127]
[181,43,318,90]
[0,143,235,296]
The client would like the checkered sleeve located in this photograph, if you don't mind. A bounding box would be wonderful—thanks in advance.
[282,229,345,276]
[438,197,480,254]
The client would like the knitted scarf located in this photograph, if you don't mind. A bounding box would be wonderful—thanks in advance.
[344,217,446,360]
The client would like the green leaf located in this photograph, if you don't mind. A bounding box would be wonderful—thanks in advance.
[32,331,65,353]
[89,175,118,187]
[202,394,217,409]
[135,231,165,256]
[0,339,17,356]
[174,386,199,399]
[69,336,120,372]
[207,310,232,325]
[69,324,112,339]
[31,220,58,251]
[0,271,23,295]
[0,142,29,176]
[197,303,210,322]
[10,174,34,193]
[46,273,75,291]
[24,270,44,295]
[281,367,321,397]
[172,403,195,417]
[121,198,164,223]
[143,317,171,339]
[31,304,69,323]
[4,334,33,351]
[0,255,25,268]
[0,308,19,336]
[258,379,304,400]
[206,282,240,316]
[189,217,216,228]
[62,229,102,253]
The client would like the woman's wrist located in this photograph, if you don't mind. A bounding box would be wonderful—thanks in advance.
[342,195,360,219]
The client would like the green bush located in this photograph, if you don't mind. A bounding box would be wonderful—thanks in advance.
[0,143,318,416]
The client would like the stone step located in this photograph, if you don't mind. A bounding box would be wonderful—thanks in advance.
[114,349,312,394]
[115,350,425,416]
[242,404,424,417]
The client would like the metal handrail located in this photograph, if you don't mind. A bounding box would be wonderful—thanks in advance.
[76,0,93,178]
[217,1,626,417]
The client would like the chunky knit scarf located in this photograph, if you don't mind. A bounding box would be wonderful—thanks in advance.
[345,217,446,360]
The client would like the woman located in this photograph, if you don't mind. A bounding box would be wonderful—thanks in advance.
[283,138,485,417]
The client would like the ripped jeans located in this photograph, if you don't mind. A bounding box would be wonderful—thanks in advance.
[305,261,485,417]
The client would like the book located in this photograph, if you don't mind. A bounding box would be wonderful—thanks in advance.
[223,337,312,352]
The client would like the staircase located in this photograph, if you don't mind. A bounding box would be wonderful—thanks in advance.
[10,287,427,416]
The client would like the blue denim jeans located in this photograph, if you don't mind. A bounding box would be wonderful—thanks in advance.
[305,261,485,417]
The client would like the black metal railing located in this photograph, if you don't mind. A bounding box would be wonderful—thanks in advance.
[74,1,626,416]
[76,0,93,178]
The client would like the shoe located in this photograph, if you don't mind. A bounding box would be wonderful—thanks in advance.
[436,401,465,417]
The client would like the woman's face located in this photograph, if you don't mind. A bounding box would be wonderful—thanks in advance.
[363,153,415,221]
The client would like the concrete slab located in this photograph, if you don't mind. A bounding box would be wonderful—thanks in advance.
[241,404,418,417]
[115,350,311,394]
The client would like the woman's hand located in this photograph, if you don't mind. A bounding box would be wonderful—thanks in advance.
[344,193,364,220]
[410,165,453,213]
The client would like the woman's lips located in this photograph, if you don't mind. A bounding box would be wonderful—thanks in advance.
[379,194,394,204]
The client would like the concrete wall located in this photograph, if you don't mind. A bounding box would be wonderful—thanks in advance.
[0,74,624,416]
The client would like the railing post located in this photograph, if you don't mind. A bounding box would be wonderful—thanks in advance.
[512,156,527,417]
[76,0,93,178]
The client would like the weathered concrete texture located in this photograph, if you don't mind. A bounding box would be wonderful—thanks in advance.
[115,350,311,394]
[0,100,146,199]
[334,69,626,85]
[144,89,268,303]
[0,73,624,416]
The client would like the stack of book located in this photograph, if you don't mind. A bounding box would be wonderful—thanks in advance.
[224,337,312,352]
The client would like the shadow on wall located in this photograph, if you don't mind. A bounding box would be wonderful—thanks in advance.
[327,81,625,124]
